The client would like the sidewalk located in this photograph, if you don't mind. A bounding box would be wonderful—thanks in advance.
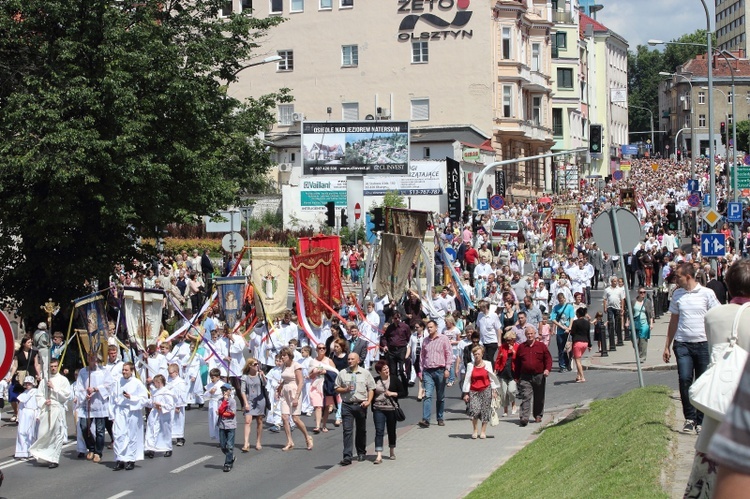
[583,309,677,372]
[280,405,575,499]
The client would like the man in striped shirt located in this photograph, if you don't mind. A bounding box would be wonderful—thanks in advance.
[418,320,452,428]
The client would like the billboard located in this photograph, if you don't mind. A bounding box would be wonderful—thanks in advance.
[363,161,443,196]
[302,121,409,175]
[300,178,347,212]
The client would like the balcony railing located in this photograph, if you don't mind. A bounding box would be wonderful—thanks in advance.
[552,10,574,23]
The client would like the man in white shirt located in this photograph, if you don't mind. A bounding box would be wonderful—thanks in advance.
[602,277,626,350]
[473,256,493,281]
[663,263,720,434]
[222,325,246,394]
[73,351,115,463]
[476,300,502,363]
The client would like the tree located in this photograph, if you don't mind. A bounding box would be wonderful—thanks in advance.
[382,191,407,208]
[0,0,291,320]
[735,120,750,154]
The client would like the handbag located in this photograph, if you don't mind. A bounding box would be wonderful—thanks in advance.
[490,407,500,426]
[387,396,406,422]
[564,334,572,353]
[689,303,750,421]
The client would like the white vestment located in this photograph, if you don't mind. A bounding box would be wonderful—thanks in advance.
[203,380,223,440]
[145,386,174,452]
[166,376,187,438]
[15,388,40,458]
[30,374,71,464]
[112,376,148,462]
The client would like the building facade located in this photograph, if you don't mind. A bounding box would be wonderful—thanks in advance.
[228,0,564,227]
[717,0,748,53]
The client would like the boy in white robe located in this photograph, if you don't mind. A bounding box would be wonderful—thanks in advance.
[265,355,283,432]
[144,375,174,458]
[298,346,313,416]
[30,359,72,468]
[203,369,223,442]
[166,363,188,446]
[183,341,204,408]
[15,377,39,459]
[112,362,148,470]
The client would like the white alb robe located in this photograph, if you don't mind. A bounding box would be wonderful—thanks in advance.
[112,376,148,462]
[166,375,187,438]
[145,386,175,452]
[15,388,40,458]
[30,373,72,464]
[203,380,223,440]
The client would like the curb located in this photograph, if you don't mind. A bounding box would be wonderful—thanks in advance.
[583,361,677,372]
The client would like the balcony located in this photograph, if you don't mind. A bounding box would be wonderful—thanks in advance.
[552,10,574,23]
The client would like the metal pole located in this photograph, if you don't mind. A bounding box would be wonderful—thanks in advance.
[702,0,715,212]
[608,208,644,387]
[674,128,688,160]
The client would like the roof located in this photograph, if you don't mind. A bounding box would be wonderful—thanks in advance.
[681,53,750,78]
[579,13,608,37]
[460,139,495,152]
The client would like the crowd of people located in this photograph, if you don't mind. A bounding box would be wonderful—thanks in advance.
[5,157,750,490]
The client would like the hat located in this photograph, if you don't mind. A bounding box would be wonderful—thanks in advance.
[37,322,47,330]
[220,383,232,391]
[23,376,35,385]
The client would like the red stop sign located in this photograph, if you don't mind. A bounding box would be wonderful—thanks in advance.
[354,203,361,220]
[0,311,15,380]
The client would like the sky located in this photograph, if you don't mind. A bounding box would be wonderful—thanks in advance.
[595,0,714,51]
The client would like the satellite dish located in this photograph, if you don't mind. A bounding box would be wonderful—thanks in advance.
[365,114,375,120]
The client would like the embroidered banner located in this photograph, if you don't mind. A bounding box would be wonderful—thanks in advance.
[291,248,336,328]
[251,247,291,320]
[376,233,421,299]
[215,276,246,330]
[122,287,165,351]
[73,293,110,356]
[299,235,343,309]
[389,208,429,239]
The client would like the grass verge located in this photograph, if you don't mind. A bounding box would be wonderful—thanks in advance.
[468,385,672,499]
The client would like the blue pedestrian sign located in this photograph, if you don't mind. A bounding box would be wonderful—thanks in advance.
[490,194,505,210]
[477,198,489,211]
[687,179,699,192]
[728,202,743,223]
[703,194,711,207]
[701,233,726,258]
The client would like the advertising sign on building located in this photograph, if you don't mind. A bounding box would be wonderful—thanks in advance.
[446,158,461,221]
[300,178,347,212]
[462,148,480,162]
[363,161,443,196]
[301,122,409,175]
[495,170,506,198]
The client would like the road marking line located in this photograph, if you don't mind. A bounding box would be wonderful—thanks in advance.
[0,442,75,469]
[106,491,133,499]
[170,455,213,474]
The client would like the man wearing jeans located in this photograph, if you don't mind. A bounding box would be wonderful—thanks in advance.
[602,277,626,350]
[418,320,452,428]
[663,263,719,434]
[74,350,115,463]
[334,353,375,466]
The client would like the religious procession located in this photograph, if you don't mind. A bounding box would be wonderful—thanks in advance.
[2,157,750,488]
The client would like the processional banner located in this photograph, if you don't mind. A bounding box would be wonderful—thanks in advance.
[376,233,421,299]
[215,276,246,330]
[122,287,165,351]
[291,248,336,328]
[251,247,290,320]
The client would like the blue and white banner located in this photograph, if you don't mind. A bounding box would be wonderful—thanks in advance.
[216,276,246,330]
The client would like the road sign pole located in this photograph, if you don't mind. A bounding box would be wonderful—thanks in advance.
[607,208,645,388]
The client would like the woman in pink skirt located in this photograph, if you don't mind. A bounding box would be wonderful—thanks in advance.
[569,307,592,383]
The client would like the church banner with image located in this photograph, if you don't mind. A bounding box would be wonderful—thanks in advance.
[376,233,421,299]
[251,247,291,320]
[215,276,246,330]
[121,287,165,351]
[291,248,337,328]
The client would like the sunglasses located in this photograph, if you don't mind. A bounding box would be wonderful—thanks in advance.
[316,346,326,350]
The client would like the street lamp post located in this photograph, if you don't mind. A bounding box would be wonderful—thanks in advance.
[715,50,741,248]
[629,104,655,156]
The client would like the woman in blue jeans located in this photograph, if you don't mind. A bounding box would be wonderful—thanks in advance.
[372,361,405,464]
[549,293,574,372]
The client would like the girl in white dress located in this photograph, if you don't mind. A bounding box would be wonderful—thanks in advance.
[15,377,39,459]
[144,375,175,458]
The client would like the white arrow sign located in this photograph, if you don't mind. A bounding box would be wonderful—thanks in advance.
[713,238,725,254]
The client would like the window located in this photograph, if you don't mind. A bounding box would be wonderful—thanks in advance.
[699,114,706,127]
[556,32,567,49]
[552,108,563,136]
[340,0,353,6]
[277,50,293,71]
[342,45,358,67]
[220,0,233,16]
[557,68,573,89]
[532,96,542,126]
[729,114,734,124]
[502,27,512,59]
[423,147,431,159]
[291,0,304,12]
[342,102,359,120]
[698,91,705,104]
[531,43,540,71]
[270,0,282,13]
[411,98,429,121]
[241,0,253,11]
[685,114,690,127]
[412,41,428,63]
[320,0,332,8]
[278,104,294,126]
[728,92,733,104]
[502,85,512,118]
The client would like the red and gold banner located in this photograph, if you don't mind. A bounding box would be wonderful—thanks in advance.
[299,235,343,308]
[291,248,341,328]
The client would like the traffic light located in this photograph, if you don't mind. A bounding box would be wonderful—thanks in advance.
[325,201,335,227]
[589,124,602,154]
[666,202,678,231]
[721,122,726,145]
[471,210,480,233]
[340,208,348,228]
[372,207,385,232]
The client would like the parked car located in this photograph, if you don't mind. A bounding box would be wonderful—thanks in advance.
[491,219,522,242]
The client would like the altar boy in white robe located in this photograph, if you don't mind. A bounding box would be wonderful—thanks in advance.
[166,363,188,446]
[144,374,174,458]
[112,362,148,471]
[15,376,39,459]
[202,368,223,442]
